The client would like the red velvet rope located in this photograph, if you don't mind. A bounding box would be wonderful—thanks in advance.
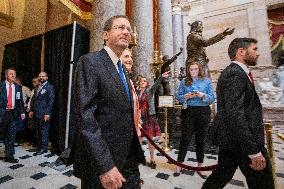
[140,128,218,171]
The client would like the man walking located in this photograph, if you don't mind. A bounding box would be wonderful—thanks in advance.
[202,38,274,189]
[29,72,55,155]
[73,15,145,189]
[0,68,25,163]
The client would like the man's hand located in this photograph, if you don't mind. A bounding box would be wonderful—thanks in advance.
[43,115,50,122]
[21,114,26,121]
[99,167,126,189]
[29,111,34,118]
[250,154,266,171]
[161,71,171,79]
[223,27,235,36]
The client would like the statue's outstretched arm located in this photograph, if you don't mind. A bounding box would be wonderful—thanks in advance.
[161,48,183,70]
[190,27,234,47]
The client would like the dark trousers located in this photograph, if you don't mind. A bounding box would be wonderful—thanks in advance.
[81,160,141,189]
[34,117,50,150]
[177,106,210,163]
[202,148,275,189]
[3,111,18,158]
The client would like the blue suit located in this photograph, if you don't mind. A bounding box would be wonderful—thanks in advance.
[29,81,55,151]
[0,81,24,158]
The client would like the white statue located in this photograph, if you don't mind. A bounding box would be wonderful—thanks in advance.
[274,66,284,87]
[257,77,283,105]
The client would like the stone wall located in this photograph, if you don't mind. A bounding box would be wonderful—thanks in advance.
[182,0,282,83]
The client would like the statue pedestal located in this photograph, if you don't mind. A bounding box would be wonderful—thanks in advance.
[262,105,284,125]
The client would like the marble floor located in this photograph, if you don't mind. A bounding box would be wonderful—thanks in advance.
[0,125,283,189]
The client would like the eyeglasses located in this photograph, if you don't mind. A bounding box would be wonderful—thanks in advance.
[112,25,133,33]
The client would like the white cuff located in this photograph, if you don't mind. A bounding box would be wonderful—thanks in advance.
[248,152,262,159]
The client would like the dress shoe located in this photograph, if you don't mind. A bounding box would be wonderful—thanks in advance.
[196,171,208,179]
[149,161,157,169]
[33,149,48,156]
[4,156,19,163]
[173,166,181,177]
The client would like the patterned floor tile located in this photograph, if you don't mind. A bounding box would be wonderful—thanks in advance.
[19,155,32,159]
[0,175,13,184]
[44,153,56,158]
[60,183,77,189]
[26,149,37,152]
[30,172,47,180]
[187,157,197,162]
[229,179,245,187]
[156,172,170,180]
[63,170,74,177]
[9,164,24,170]
[181,169,195,176]
[206,155,217,160]
[38,162,50,167]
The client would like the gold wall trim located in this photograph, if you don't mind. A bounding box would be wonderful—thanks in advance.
[269,19,284,25]
[0,12,14,28]
[271,34,283,51]
[59,0,92,20]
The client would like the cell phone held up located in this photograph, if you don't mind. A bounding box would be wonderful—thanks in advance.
[192,90,198,94]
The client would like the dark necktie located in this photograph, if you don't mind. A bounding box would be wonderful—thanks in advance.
[7,83,12,109]
[117,60,131,102]
[248,71,254,86]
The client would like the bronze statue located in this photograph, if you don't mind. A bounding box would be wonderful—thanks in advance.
[186,20,234,76]
[159,48,183,95]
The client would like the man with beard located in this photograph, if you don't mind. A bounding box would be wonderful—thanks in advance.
[29,72,55,155]
[202,38,274,189]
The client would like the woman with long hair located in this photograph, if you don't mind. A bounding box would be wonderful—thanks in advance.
[174,62,215,179]
[137,71,170,169]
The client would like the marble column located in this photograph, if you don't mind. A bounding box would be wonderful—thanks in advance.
[253,1,272,67]
[131,0,154,83]
[158,0,173,58]
[172,4,184,74]
[89,0,126,52]
[159,0,174,94]
[172,4,184,96]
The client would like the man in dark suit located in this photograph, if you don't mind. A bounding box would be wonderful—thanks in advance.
[202,38,274,188]
[0,68,25,163]
[73,15,145,189]
[29,72,55,155]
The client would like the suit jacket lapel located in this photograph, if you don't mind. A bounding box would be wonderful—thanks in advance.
[100,49,130,103]
[232,63,258,95]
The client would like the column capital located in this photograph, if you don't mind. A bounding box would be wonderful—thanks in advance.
[172,1,190,14]
[172,4,182,15]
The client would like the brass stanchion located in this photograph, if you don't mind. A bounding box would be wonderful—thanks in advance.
[264,122,279,189]
[162,107,171,152]
[277,133,284,142]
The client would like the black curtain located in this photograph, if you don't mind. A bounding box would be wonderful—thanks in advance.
[44,23,90,153]
[2,35,42,89]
